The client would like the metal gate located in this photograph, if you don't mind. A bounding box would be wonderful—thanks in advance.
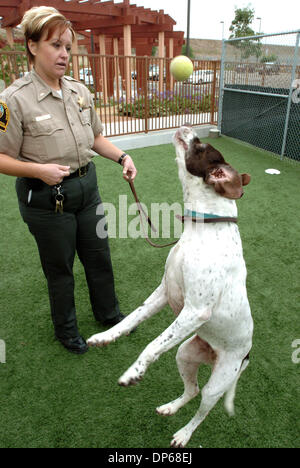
[218,30,300,161]
[0,51,220,137]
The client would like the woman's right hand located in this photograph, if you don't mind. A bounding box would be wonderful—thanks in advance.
[37,164,71,185]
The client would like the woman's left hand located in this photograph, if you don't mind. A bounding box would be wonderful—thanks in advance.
[122,155,137,181]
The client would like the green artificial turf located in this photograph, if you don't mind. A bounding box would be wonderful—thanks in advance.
[0,136,299,448]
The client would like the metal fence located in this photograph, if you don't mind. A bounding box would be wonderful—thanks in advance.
[218,30,300,162]
[0,50,220,137]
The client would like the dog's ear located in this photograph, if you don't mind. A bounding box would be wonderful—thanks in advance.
[206,165,246,199]
[206,166,230,184]
[241,173,251,186]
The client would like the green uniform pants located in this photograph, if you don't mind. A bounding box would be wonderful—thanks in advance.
[16,162,120,339]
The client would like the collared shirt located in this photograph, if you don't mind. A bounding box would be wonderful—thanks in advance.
[0,69,103,172]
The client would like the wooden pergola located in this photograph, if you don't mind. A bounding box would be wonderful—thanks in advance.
[0,0,184,57]
[0,0,185,101]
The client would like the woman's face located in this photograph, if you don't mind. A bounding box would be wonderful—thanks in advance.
[29,27,73,87]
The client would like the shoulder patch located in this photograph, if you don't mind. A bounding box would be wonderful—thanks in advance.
[0,101,10,132]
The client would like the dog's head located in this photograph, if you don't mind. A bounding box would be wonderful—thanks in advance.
[174,125,251,200]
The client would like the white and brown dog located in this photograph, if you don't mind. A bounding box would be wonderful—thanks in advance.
[88,125,254,448]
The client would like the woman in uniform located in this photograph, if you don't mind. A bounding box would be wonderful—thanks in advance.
[0,6,137,354]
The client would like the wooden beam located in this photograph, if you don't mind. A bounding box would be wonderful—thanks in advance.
[72,16,136,30]
[0,0,19,6]
[168,38,174,89]
[90,24,173,36]
[113,37,119,56]
[123,24,131,56]
[158,32,165,58]
[72,15,163,32]
[158,31,165,94]
[123,24,131,104]
[5,27,14,48]
[71,35,79,81]
[103,31,184,39]
[28,0,122,17]
[57,13,101,23]
[1,8,20,28]
[168,38,174,58]
[99,34,108,104]
[99,34,106,56]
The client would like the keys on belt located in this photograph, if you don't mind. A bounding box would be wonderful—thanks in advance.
[52,164,89,214]
[54,185,65,214]
[52,164,90,214]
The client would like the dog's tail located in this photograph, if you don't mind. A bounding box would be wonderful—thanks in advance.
[224,354,250,417]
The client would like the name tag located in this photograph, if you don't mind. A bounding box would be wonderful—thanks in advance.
[35,114,51,122]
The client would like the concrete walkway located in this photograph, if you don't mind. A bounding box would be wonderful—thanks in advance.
[108,124,217,150]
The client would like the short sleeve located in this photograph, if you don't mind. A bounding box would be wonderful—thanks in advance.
[0,96,23,159]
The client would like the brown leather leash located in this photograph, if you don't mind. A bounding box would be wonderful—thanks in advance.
[128,180,178,248]
[128,180,238,249]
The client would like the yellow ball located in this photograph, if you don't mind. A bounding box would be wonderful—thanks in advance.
[170,55,194,81]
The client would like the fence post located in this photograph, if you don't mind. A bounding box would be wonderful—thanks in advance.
[281,32,300,160]
[144,56,149,133]
[217,39,226,132]
[210,61,217,124]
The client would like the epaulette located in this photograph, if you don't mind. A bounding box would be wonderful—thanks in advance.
[64,75,79,83]
[1,74,32,100]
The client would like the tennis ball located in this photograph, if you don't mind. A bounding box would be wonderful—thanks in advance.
[170,55,193,81]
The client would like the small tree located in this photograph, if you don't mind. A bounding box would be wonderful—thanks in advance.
[182,44,195,59]
[229,5,262,61]
[260,54,278,63]
[151,46,157,57]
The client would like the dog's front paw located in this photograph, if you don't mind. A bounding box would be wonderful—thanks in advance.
[87,331,115,348]
[156,401,178,416]
[118,364,145,387]
[170,427,192,448]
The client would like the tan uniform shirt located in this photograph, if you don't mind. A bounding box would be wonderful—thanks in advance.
[0,69,103,172]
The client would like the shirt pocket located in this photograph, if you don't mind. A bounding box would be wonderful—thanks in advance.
[23,119,65,161]
[79,107,95,148]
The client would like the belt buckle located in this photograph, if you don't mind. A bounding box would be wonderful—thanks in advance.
[78,165,87,178]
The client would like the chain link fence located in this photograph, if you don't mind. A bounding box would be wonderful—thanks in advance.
[218,30,300,162]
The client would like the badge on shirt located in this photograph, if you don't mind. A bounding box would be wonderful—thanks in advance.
[78,96,85,112]
[0,101,10,133]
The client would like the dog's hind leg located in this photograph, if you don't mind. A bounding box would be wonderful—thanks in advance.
[224,354,250,416]
[170,351,245,448]
[156,335,216,416]
[87,282,168,347]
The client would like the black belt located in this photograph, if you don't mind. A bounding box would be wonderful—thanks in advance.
[23,163,90,190]
[64,163,90,180]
